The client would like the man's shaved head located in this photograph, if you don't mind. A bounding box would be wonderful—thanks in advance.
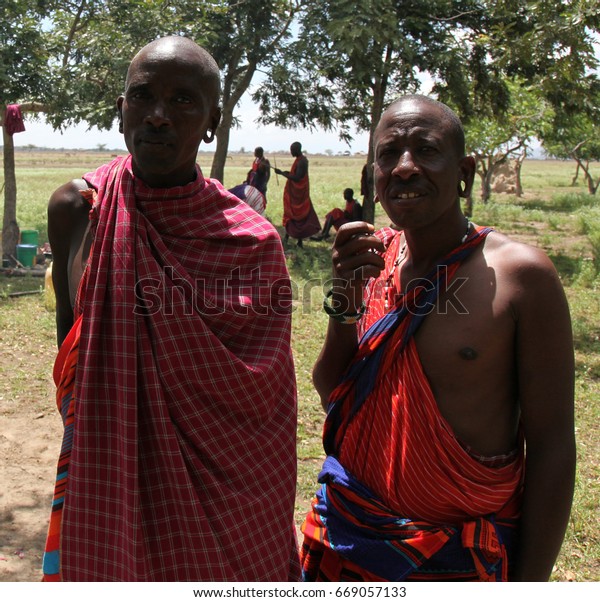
[126,36,221,99]
[378,95,466,157]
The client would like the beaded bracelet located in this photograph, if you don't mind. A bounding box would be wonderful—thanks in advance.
[323,288,366,324]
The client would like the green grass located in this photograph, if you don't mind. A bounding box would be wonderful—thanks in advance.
[1,150,599,581]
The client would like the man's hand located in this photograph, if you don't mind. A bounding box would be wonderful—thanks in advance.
[312,221,385,407]
[329,221,385,314]
[332,222,385,281]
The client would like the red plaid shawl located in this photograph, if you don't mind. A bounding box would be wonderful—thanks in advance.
[301,227,524,581]
[56,156,299,581]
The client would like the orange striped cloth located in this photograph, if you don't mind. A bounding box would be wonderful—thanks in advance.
[301,227,524,581]
[42,314,82,581]
[42,189,94,582]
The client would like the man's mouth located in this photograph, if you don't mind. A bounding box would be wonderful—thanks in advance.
[141,139,170,146]
[395,192,423,199]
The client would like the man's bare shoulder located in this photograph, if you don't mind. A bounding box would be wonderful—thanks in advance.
[482,229,566,310]
[483,229,558,274]
[48,179,89,214]
[48,179,92,250]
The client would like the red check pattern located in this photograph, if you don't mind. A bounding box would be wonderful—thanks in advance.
[57,156,299,581]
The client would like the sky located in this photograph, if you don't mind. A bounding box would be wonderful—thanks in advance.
[12,94,371,156]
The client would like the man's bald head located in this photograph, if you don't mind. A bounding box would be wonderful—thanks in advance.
[378,95,466,157]
[126,36,221,100]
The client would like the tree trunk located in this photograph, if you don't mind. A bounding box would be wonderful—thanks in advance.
[2,102,47,262]
[209,58,258,184]
[476,156,491,204]
[573,156,599,195]
[515,152,526,197]
[362,75,388,225]
[571,162,580,186]
[209,105,234,183]
[482,168,493,204]
[2,125,20,262]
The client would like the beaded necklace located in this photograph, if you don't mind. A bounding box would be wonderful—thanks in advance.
[383,218,472,311]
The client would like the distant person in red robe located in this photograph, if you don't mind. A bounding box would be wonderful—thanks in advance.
[274,141,321,248]
[43,36,299,582]
[311,188,363,241]
[301,95,575,582]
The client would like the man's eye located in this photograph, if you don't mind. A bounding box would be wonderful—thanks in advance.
[175,95,192,103]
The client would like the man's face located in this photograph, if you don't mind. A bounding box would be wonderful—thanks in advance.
[373,99,472,230]
[117,48,220,188]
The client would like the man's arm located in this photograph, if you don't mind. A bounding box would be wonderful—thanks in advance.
[510,244,576,581]
[312,222,385,410]
[274,156,307,182]
[48,179,89,348]
[258,159,270,177]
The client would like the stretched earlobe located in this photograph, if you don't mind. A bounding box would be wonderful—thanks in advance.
[458,180,468,198]
[203,128,216,144]
[373,194,380,204]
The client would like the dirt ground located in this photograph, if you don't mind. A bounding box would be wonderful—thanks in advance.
[0,387,61,581]
[0,290,61,582]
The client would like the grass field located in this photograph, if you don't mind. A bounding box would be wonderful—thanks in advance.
[1,149,599,581]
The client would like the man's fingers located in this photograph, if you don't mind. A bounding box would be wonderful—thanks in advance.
[334,221,376,246]
[333,250,385,281]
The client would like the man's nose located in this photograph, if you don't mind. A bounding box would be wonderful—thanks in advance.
[391,151,420,179]
[145,102,171,127]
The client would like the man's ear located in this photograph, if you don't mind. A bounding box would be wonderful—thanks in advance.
[202,107,222,144]
[116,96,124,133]
[210,106,222,133]
[458,155,476,198]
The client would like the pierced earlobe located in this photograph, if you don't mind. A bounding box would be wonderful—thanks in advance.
[373,194,380,204]
[118,120,124,134]
[458,180,467,197]
[203,128,215,144]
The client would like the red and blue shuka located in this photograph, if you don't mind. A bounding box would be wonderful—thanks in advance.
[301,227,524,582]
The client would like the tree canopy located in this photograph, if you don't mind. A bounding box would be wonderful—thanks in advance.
[255,0,489,222]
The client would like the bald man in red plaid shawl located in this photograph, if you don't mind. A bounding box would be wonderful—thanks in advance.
[301,96,575,582]
[43,36,299,582]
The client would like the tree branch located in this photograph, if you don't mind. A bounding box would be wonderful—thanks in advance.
[17,102,49,113]
[63,0,88,68]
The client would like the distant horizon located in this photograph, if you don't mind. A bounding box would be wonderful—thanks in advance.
[5,143,370,157]
[5,101,371,157]
[4,142,554,160]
